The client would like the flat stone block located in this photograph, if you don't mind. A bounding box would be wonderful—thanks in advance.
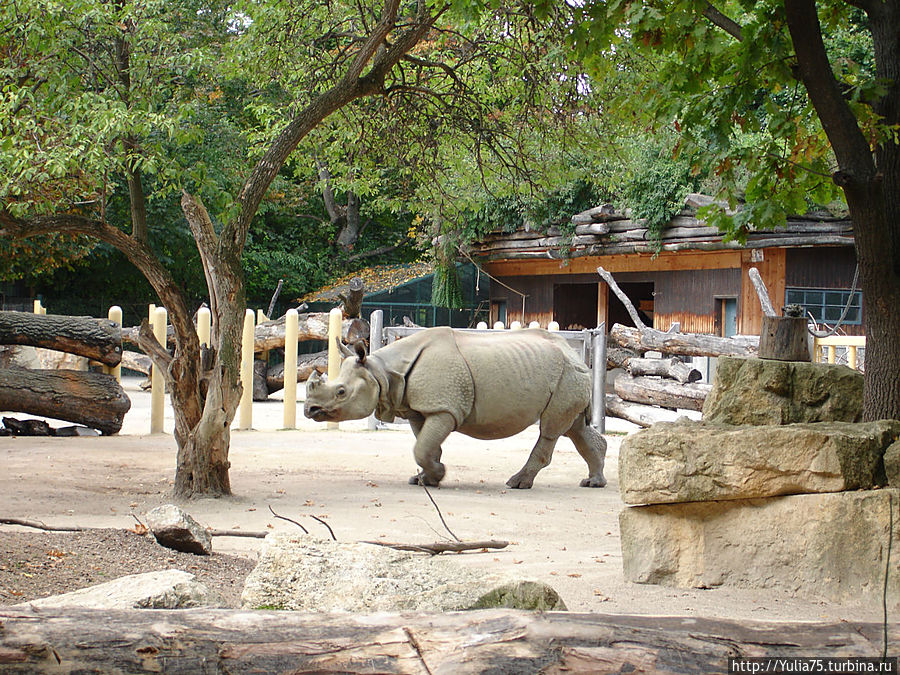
[620,488,900,608]
[619,419,898,505]
[703,357,862,426]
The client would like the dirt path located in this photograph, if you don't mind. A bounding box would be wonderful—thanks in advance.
[0,378,885,621]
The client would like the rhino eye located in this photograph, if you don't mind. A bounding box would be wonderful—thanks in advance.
[336,386,347,398]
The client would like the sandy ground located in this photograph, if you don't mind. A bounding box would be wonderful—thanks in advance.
[0,376,887,621]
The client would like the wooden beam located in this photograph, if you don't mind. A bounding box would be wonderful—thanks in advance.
[0,607,893,674]
[483,250,743,278]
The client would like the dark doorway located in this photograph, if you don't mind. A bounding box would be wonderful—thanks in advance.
[607,282,655,328]
[553,283,598,330]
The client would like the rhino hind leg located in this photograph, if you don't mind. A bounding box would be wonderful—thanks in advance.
[566,413,607,488]
[506,433,561,489]
[407,412,451,487]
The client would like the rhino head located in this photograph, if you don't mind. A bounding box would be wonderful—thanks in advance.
[304,339,381,423]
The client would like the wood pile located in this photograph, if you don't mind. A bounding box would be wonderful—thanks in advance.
[0,311,130,435]
[470,193,853,260]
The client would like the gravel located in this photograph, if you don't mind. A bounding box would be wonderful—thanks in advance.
[0,529,256,608]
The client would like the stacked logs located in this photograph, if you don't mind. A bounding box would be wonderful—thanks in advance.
[599,265,759,427]
[0,311,130,435]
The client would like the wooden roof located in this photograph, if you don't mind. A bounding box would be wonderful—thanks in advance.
[470,194,853,261]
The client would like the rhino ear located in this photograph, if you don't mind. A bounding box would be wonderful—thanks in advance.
[336,337,354,358]
[354,340,367,364]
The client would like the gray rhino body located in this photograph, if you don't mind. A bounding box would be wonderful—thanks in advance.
[304,326,607,489]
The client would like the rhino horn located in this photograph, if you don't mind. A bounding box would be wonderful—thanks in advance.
[307,370,322,389]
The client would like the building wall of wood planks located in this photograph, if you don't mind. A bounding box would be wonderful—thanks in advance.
[483,246,861,336]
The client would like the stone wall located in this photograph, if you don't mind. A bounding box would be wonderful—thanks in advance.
[618,356,900,607]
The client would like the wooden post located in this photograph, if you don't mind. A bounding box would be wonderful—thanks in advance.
[106,306,122,382]
[477,321,488,330]
[367,310,384,431]
[758,316,811,361]
[33,299,46,315]
[327,307,343,430]
[283,309,299,429]
[591,325,607,434]
[150,306,167,434]
[548,321,560,331]
[239,309,255,430]
[510,321,522,330]
[493,321,505,330]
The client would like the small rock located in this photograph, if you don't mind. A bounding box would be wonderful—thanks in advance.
[14,569,220,609]
[145,504,212,555]
[54,426,100,437]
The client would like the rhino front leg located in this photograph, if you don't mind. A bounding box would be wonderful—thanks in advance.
[506,434,560,489]
[407,412,453,487]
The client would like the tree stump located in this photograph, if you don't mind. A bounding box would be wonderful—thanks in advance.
[758,316,810,361]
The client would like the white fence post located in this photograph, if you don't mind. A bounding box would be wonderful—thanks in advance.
[239,309,255,430]
[591,324,607,434]
[283,308,299,429]
[327,307,343,430]
[367,310,384,430]
[150,306,167,433]
[106,306,122,382]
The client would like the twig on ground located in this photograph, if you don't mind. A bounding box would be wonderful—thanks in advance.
[420,483,460,542]
[310,515,336,541]
[208,529,269,539]
[268,505,309,534]
[361,540,509,555]
[0,517,91,532]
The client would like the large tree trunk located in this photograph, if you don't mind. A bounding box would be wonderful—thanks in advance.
[0,368,130,434]
[0,607,892,674]
[0,311,122,366]
[785,0,900,422]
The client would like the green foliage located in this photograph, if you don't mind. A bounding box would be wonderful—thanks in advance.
[565,0,882,234]
[431,260,464,309]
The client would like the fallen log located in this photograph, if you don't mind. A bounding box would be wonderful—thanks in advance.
[121,313,369,353]
[610,323,759,358]
[265,351,328,393]
[626,356,702,384]
[0,368,130,435]
[614,372,711,411]
[0,607,892,674]
[604,394,678,427]
[253,359,269,401]
[0,311,122,366]
[606,346,639,370]
[120,350,152,375]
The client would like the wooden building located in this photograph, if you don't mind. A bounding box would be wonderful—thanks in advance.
[473,195,861,337]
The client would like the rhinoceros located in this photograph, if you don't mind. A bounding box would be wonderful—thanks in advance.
[304,326,607,489]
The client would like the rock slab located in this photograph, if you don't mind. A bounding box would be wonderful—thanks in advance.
[241,534,566,612]
[886,440,900,488]
[702,356,863,425]
[14,569,219,609]
[619,488,900,608]
[145,504,213,555]
[619,419,898,505]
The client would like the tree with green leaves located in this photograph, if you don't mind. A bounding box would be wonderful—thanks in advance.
[1,0,604,496]
[569,0,899,421]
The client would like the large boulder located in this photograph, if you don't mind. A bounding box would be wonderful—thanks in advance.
[241,534,566,612]
[14,570,219,609]
[619,488,900,607]
[619,419,898,505]
[702,357,863,426]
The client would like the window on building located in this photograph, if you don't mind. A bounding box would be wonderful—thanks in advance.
[785,288,862,325]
